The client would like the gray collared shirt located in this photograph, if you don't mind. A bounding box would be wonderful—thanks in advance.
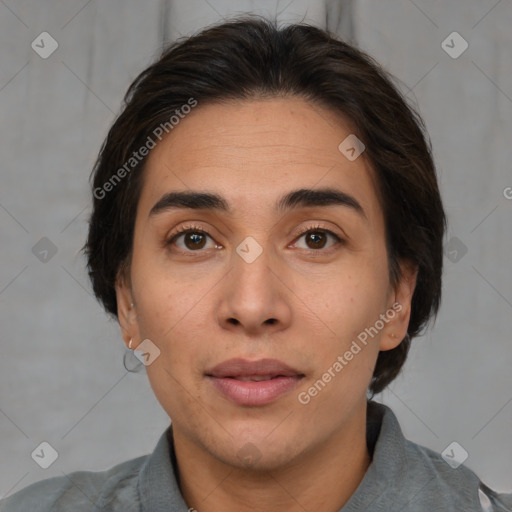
[1,401,510,511]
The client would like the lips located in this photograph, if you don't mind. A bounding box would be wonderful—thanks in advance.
[233,375,279,382]
[205,358,305,406]
[206,358,303,379]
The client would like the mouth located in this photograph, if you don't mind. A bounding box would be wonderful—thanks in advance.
[205,358,305,406]
[224,375,288,382]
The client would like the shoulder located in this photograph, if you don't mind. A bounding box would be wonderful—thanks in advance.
[403,437,512,511]
[403,438,479,495]
[368,401,512,511]
[0,454,147,512]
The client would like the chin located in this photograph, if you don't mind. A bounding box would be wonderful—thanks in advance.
[209,434,303,473]
[226,447,298,473]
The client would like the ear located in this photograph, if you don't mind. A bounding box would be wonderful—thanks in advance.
[114,267,140,349]
[379,260,418,351]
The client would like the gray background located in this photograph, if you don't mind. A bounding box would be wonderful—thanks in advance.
[1,0,511,499]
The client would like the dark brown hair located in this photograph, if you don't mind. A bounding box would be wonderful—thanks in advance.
[82,15,446,395]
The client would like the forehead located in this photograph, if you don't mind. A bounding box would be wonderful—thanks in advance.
[137,97,382,223]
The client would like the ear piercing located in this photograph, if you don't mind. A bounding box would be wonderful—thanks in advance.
[128,303,135,349]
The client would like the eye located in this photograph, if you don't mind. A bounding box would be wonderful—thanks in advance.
[292,224,344,251]
[165,223,344,254]
[165,225,220,252]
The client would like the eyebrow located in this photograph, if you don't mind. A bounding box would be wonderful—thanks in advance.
[149,187,366,220]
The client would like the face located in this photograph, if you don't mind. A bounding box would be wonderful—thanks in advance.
[116,97,416,471]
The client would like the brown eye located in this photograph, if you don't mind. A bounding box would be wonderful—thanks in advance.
[182,232,207,250]
[304,231,328,249]
[293,226,343,251]
[166,226,217,252]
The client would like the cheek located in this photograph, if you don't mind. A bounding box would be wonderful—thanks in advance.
[132,271,215,382]
[132,263,205,337]
[295,262,389,387]
[145,360,206,434]
[304,262,389,336]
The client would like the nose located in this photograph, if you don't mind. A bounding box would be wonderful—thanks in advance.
[215,239,292,336]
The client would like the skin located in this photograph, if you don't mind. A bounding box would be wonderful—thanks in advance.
[116,97,417,512]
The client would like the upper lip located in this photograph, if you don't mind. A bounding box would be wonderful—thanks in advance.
[206,358,304,378]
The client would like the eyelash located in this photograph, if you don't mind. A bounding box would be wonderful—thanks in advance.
[165,223,344,253]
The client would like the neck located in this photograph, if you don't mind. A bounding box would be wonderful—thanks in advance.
[172,402,371,512]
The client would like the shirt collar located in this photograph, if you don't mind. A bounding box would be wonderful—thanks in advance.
[136,400,408,511]
[338,400,409,511]
[137,423,189,511]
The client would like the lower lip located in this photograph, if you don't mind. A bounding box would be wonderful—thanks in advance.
[208,375,303,406]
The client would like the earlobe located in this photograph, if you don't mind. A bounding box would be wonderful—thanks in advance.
[379,302,412,351]
[380,331,401,351]
[380,261,418,351]
[114,271,138,348]
[394,261,418,316]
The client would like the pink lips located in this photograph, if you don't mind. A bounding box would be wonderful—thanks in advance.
[206,358,304,406]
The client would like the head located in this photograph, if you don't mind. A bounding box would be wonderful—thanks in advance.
[83,16,445,470]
